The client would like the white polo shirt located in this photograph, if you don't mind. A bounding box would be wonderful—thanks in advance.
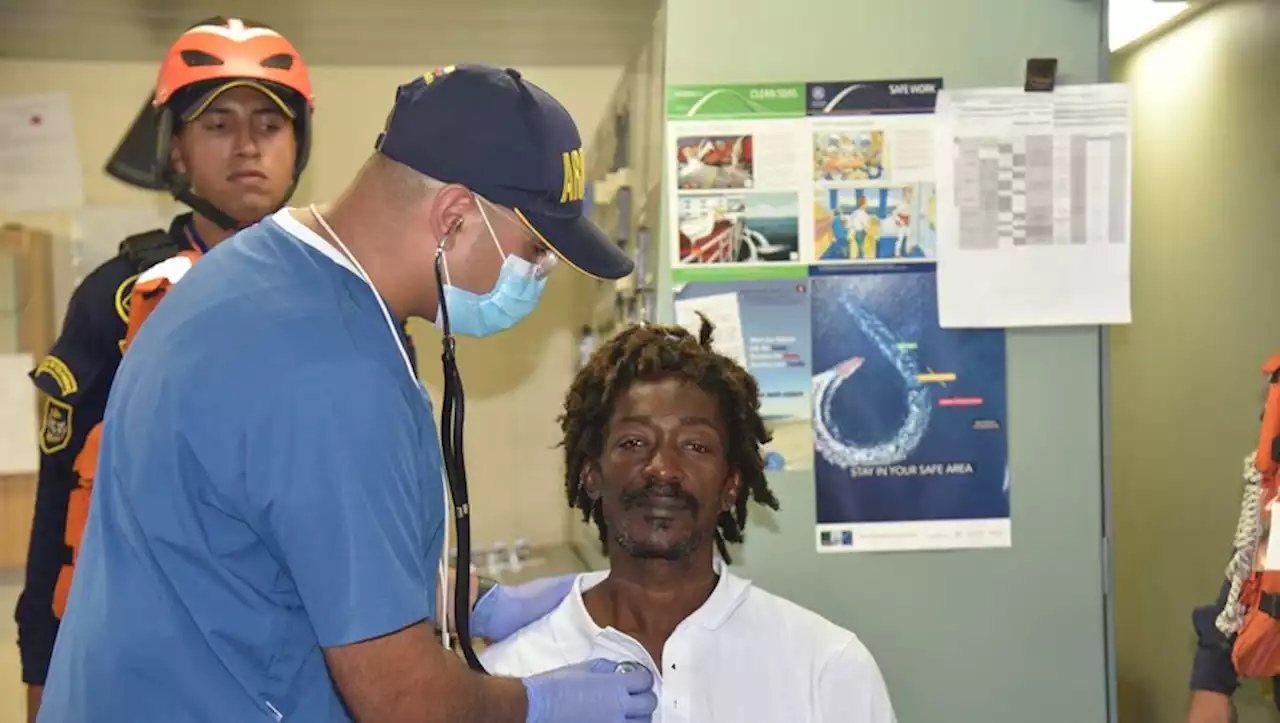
[850,208,871,233]
[480,565,896,723]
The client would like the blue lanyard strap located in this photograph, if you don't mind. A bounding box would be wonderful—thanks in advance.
[185,222,210,254]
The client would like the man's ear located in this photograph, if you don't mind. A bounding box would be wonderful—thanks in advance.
[169,139,187,177]
[429,184,477,245]
[721,472,742,512]
[582,461,603,500]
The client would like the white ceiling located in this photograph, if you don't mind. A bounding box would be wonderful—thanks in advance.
[0,0,662,67]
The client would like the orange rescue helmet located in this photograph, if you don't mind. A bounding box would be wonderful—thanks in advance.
[153,18,314,112]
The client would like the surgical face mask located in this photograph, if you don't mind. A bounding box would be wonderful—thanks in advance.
[434,195,549,338]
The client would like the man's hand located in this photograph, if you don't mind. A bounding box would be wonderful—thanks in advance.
[26,684,43,723]
[522,659,657,723]
[1187,690,1237,723]
[471,574,576,643]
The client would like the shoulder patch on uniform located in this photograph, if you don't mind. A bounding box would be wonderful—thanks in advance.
[33,355,78,397]
[115,274,139,324]
[39,397,73,455]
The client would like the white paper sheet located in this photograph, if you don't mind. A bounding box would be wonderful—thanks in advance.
[673,291,747,367]
[0,93,86,213]
[933,84,1132,328]
[0,352,38,474]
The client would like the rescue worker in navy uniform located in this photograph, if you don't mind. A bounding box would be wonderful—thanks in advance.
[13,17,371,721]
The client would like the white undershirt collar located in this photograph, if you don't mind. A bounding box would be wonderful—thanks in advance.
[271,207,360,277]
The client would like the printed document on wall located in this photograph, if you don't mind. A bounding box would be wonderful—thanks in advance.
[674,291,748,368]
[0,93,85,213]
[807,79,942,267]
[675,276,814,472]
[811,267,1009,553]
[0,353,38,474]
[665,83,811,277]
[933,84,1132,328]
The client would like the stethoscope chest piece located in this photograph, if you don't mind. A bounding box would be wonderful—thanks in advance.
[615,661,644,674]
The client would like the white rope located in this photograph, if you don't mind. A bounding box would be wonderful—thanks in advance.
[1217,451,1265,635]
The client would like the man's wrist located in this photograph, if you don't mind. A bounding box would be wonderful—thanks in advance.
[479,672,530,723]
[26,684,44,723]
[1187,690,1236,723]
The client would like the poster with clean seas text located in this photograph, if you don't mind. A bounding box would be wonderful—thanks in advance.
[810,266,1009,552]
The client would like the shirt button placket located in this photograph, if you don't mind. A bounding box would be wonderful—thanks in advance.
[663,637,688,723]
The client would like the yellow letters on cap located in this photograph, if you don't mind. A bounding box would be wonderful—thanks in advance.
[560,148,585,203]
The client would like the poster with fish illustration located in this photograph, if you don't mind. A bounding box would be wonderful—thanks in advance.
[809,265,1009,552]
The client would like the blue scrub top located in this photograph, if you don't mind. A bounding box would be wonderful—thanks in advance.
[39,214,445,723]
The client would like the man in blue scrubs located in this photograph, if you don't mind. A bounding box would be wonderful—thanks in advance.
[40,65,655,723]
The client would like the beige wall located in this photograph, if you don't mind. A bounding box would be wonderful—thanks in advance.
[0,59,625,551]
[565,3,667,569]
[1111,2,1280,721]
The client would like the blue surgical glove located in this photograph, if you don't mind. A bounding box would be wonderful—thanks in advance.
[522,658,657,723]
[472,574,576,643]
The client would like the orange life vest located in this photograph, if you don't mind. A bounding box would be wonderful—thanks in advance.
[1227,353,1280,677]
[52,249,202,618]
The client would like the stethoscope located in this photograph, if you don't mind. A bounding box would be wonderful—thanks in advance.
[432,233,486,672]
[308,207,483,670]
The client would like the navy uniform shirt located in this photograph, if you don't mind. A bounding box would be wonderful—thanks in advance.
[1191,577,1280,706]
[15,231,152,686]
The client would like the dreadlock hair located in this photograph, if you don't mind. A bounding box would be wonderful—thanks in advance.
[559,315,780,564]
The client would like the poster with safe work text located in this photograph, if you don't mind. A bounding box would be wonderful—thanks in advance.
[807,79,941,267]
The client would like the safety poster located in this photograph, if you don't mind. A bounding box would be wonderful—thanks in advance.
[665,79,1011,552]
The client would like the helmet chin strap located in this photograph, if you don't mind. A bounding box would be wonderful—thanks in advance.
[170,177,301,233]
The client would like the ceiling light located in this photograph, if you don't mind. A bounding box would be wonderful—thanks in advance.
[1109,0,1191,52]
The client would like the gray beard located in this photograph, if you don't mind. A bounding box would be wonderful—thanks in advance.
[613,527,705,561]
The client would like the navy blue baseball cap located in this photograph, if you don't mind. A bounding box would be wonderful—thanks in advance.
[376,64,633,280]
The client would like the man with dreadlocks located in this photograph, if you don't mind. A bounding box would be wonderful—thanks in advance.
[480,317,897,722]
